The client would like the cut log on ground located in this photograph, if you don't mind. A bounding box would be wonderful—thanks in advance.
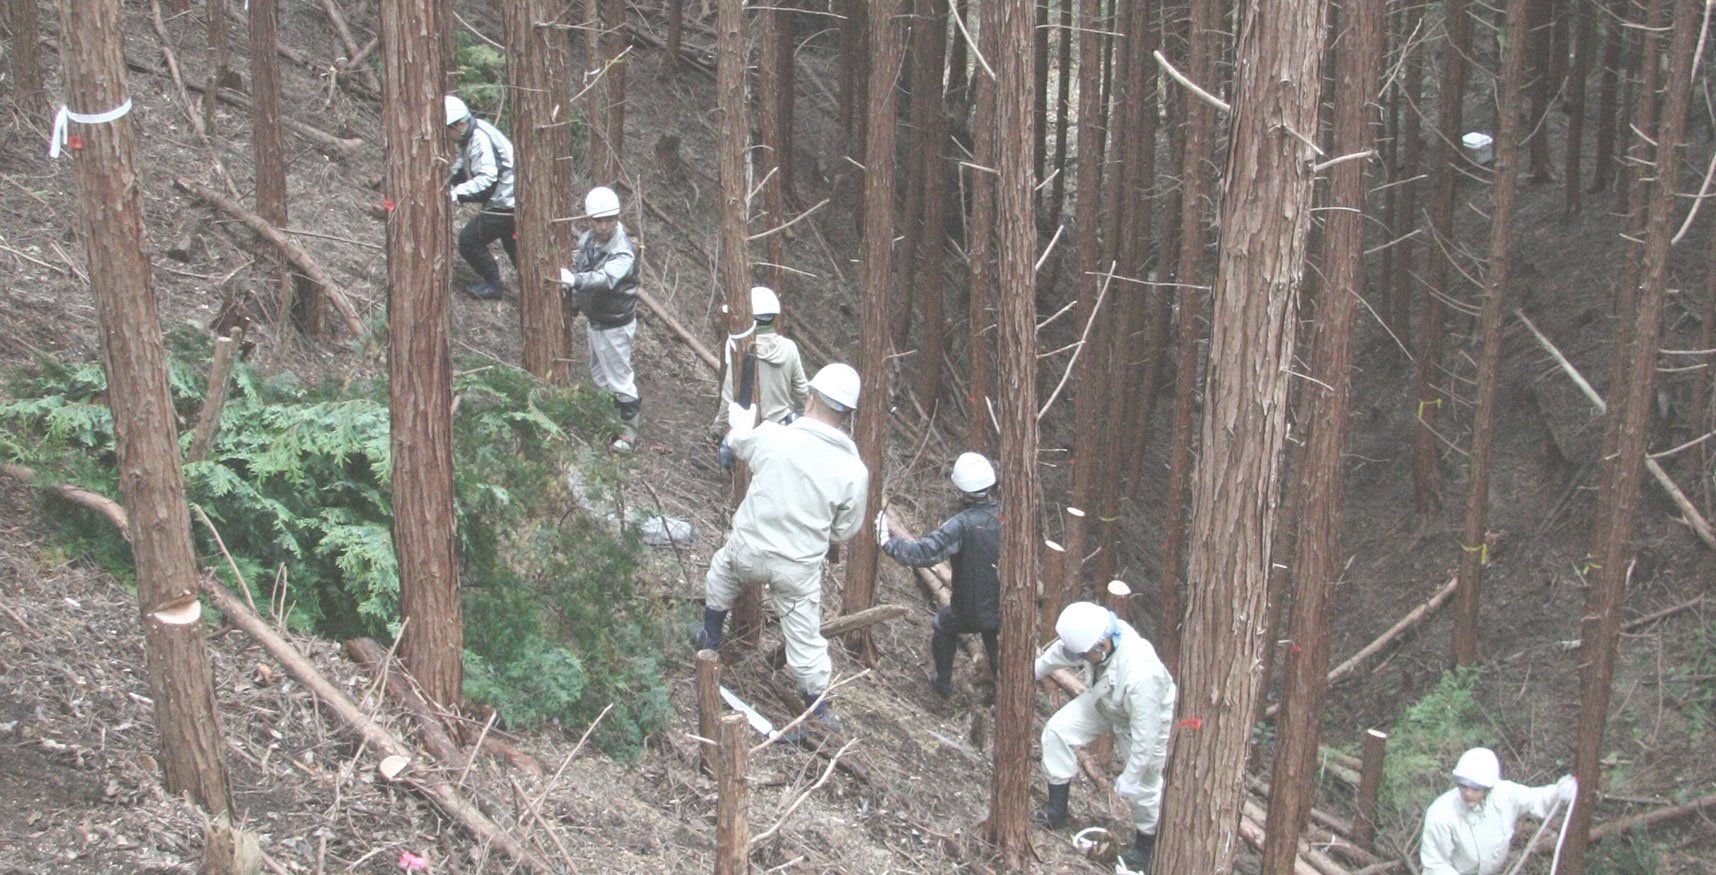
[766,604,908,668]
[173,178,366,335]
[200,580,550,872]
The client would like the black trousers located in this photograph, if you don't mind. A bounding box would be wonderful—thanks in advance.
[931,606,999,684]
[458,208,518,283]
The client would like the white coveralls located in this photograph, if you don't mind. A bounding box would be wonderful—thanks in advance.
[704,417,868,695]
[1419,780,1563,874]
[1034,620,1177,834]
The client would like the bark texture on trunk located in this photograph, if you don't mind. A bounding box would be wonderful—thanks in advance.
[715,0,763,648]
[1561,0,1700,869]
[1261,0,1381,865]
[249,0,308,334]
[1155,0,1328,867]
[1453,0,1534,667]
[9,0,48,117]
[59,0,234,817]
[507,0,573,382]
[987,0,1042,864]
[1157,0,1223,671]
[381,0,461,706]
[1411,0,1473,518]
[844,0,904,660]
[964,0,998,456]
[1056,0,1113,620]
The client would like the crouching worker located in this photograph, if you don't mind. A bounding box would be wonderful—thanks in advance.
[875,452,1000,698]
[716,286,809,470]
[1420,747,1576,875]
[1033,602,1176,873]
[693,364,868,741]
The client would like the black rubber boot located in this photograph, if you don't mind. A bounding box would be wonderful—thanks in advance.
[806,692,842,732]
[613,397,642,452]
[1030,782,1070,830]
[1119,830,1154,873]
[693,607,727,651]
[775,692,840,745]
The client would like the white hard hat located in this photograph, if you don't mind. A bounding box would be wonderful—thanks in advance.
[808,363,861,412]
[585,186,622,218]
[751,286,781,319]
[444,95,471,127]
[1451,748,1501,789]
[1055,602,1113,655]
[951,452,996,493]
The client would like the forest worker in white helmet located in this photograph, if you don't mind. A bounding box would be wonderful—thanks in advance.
[560,185,642,451]
[1032,601,1176,873]
[875,452,1001,699]
[1420,747,1576,875]
[714,286,810,470]
[694,363,869,742]
[444,94,517,301]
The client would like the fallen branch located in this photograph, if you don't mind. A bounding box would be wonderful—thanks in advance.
[343,637,469,771]
[1260,575,1461,721]
[200,580,550,872]
[1242,800,1353,875]
[173,178,366,335]
[0,463,128,540]
[637,288,720,372]
[146,0,241,199]
[316,0,382,94]
[181,80,366,158]
[1515,309,1716,551]
[749,738,859,847]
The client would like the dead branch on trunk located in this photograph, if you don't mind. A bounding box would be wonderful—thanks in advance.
[173,178,366,335]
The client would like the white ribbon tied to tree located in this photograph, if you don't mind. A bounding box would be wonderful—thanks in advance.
[48,99,134,159]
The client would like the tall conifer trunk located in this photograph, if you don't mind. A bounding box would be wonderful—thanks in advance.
[59,0,235,815]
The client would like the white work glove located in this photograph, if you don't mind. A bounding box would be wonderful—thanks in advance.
[726,401,756,438]
[874,510,890,544]
[449,189,459,204]
[1114,774,1144,801]
[1556,774,1577,803]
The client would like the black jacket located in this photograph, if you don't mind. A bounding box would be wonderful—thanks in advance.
[882,499,1001,631]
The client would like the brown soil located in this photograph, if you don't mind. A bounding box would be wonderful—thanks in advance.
[1,3,1712,873]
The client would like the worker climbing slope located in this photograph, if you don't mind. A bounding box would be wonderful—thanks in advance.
[694,363,869,740]
[444,94,516,301]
